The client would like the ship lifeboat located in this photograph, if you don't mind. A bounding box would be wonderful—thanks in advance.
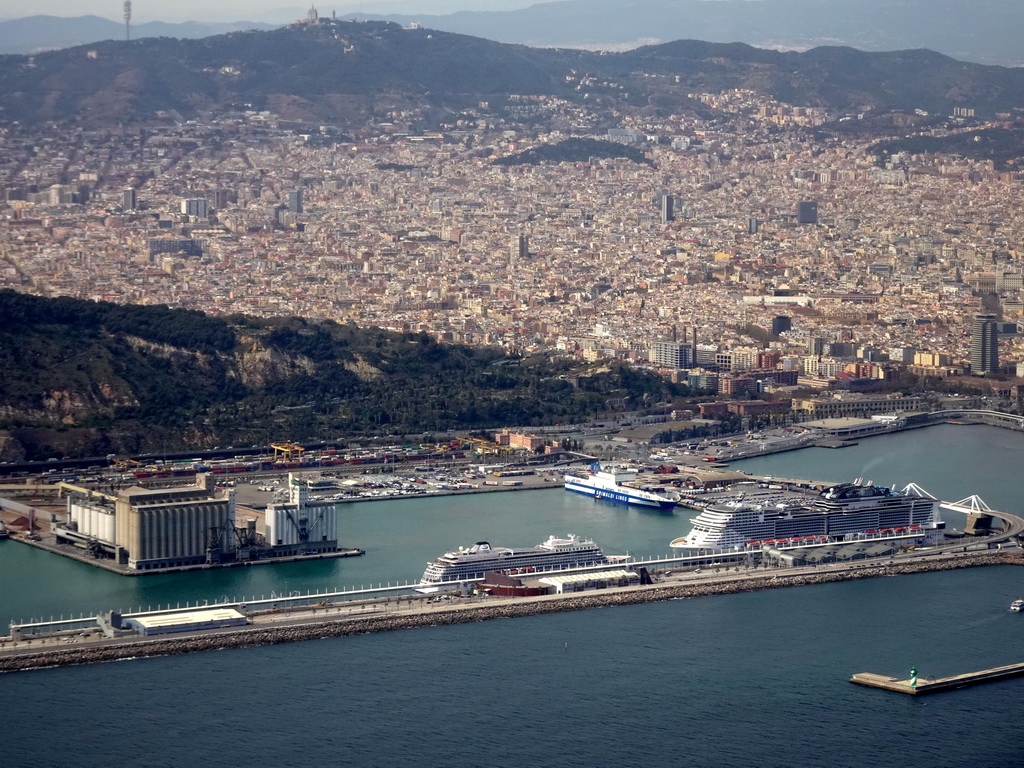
[865,530,876,535]
[747,541,761,547]
[910,525,921,530]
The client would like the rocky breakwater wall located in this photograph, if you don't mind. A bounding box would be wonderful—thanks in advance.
[2,551,1020,674]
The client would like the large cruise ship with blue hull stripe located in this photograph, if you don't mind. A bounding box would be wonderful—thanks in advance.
[564,465,679,511]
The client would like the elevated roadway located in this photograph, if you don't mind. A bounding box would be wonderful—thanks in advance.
[918,408,1024,430]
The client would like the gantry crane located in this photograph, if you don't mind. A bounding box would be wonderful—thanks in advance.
[271,442,306,462]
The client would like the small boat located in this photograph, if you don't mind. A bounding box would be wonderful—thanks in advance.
[1010,599,1024,613]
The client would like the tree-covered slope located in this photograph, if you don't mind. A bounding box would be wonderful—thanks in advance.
[493,138,652,166]
[869,127,1024,171]
[0,291,685,459]
[3,19,1024,126]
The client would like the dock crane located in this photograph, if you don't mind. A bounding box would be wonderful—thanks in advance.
[271,442,306,462]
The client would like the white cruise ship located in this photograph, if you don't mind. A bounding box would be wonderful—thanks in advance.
[564,465,679,511]
[420,534,610,584]
[670,478,945,552]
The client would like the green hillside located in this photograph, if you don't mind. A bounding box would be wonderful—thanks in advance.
[493,138,652,166]
[0,291,686,460]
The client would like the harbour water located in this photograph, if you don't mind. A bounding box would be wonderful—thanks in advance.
[3,423,1024,767]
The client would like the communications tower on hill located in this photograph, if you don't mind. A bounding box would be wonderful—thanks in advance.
[124,1,132,41]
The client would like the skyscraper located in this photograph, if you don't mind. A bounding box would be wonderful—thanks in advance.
[180,198,208,217]
[511,234,528,260]
[797,201,818,225]
[213,188,231,210]
[660,193,674,224]
[650,341,694,370]
[122,188,137,211]
[970,313,999,375]
[771,315,792,336]
[287,188,304,214]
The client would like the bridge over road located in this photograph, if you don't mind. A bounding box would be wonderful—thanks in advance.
[938,495,1024,543]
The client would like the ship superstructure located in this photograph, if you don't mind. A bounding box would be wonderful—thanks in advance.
[670,478,944,552]
[564,465,678,511]
[421,534,610,583]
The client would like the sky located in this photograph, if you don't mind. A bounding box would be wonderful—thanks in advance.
[0,1,538,24]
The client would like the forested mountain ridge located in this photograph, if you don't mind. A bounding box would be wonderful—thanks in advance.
[3,19,1024,127]
[0,291,686,460]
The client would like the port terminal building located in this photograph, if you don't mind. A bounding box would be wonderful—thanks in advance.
[125,608,248,637]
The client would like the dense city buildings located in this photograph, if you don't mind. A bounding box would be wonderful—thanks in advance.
[1,85,1023,397]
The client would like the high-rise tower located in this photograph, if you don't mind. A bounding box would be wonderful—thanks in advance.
[771,315,792,336]
[511,233,528,260]
[797,200,818,225]
[970,313,999,375]
[660,193,674,224]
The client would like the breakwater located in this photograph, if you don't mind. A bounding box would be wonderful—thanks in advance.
[2,550,1020,674]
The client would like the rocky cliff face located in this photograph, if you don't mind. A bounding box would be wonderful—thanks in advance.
[0,326,323,459]
[0,431,26,462]
[234,336,317,389]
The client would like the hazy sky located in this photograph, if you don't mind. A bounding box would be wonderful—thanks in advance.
[0,1,537,23]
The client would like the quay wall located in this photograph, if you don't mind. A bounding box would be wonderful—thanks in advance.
[2,551,1021,674]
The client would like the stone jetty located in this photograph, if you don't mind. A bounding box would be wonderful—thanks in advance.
[2,551,1020,674]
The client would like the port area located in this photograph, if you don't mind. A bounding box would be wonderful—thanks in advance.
[2,549,1022,674]
[0,469,565,577]
[850,662,1024,695]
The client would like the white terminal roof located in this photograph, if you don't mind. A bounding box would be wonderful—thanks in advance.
[538,569,639,587]
[130,608,246,629]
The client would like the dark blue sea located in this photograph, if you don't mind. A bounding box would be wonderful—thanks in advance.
[2,424,1023,767]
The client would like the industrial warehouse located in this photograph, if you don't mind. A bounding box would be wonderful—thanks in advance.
[52,473,349,572]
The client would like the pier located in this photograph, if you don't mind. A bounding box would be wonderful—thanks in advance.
[3,549,1023,674]
[850,661,1024,695]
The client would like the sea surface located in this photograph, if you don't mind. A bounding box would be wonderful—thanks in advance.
[2,423,1023,767]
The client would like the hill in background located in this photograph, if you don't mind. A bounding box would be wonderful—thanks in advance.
[2,20,1024,128]
[361,0,1024,67]
[4,1,1024,67]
